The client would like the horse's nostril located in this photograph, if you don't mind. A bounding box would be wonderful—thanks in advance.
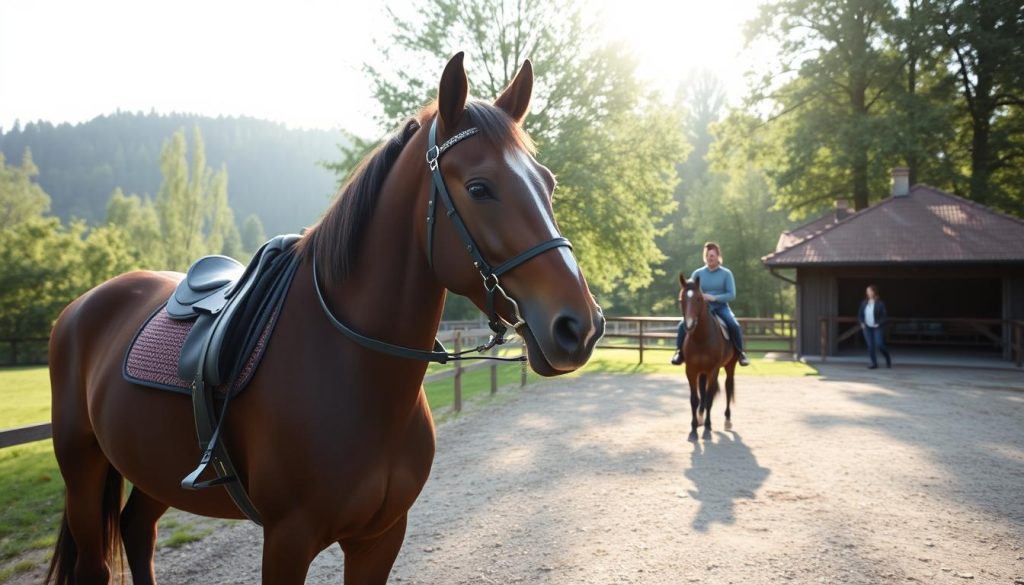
[553,311,583,352]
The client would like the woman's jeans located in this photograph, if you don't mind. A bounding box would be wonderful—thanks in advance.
[676,304,745,353]
[862,326,891,367]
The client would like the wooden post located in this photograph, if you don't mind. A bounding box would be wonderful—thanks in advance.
[1011,323,1019,368]
[490,346,498,394]
[638,320,645,365]
[520,342,527,387]
[819,318,828,363]
[453,331,462,412]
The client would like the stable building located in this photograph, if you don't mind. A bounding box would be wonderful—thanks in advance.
[762,169,1024,365]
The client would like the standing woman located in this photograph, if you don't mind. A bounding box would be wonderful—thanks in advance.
[858,285,892,369]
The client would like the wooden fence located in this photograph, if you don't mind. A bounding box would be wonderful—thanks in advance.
[0,337,49,366]
[0,327,526,450]
[599,316,797,364]
[818,316,1024,366]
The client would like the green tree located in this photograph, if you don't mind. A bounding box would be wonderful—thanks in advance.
[604,71,727,315]
[0,149,50,230]
[205,169,244,258]
[0,217,135,341]
[747,0,901,214]
[154,127,241,269]
[240,213,267,254]
[932,0,1024,211]
[335,0,688,292]
[106,187,165,268]
[883,0,959,189]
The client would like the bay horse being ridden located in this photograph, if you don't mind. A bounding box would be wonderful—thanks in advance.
[46,53,604,585]
[678,273,737,441]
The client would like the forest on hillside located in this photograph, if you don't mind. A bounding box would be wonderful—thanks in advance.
[0,112,348,235]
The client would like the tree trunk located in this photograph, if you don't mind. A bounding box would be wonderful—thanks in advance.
[848,5,870,211]
[967,3,996,205]
[906,0,919,186]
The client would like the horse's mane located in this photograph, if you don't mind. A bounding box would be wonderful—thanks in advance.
[298,101,534,285]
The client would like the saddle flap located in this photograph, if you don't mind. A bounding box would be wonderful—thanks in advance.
[713,315,730,341]
[185,255,244,291]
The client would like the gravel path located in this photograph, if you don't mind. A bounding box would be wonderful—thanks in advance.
[13,365,1024,584]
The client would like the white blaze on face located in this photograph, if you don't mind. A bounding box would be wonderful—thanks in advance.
[504,148,582,280]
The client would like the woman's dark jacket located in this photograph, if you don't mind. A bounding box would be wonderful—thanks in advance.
[858,299,888,328]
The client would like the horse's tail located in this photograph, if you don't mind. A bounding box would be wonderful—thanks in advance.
[45,467,125,585]
[45,511,75,585]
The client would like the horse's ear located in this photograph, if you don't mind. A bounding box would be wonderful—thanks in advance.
[438,52,468,136]
[694,275,701,289]
[494,59,533,124]
[678,272,686,288]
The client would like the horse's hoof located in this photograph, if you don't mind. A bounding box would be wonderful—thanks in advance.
[688,431,699,442]
[724,420,733,431]
[703,429,712,440]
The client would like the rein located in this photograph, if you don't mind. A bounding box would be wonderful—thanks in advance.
[314,116,571,364]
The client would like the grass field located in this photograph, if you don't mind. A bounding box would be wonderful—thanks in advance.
[0,349,814,579]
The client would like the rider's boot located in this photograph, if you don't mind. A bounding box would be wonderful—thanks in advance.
[671,346,684,366]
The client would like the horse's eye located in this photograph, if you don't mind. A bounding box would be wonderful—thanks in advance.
[466,183,493,201]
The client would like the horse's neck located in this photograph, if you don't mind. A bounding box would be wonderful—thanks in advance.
[325,168,445,360]
[692,304,717,343]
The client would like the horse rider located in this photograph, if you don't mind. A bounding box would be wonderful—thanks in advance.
[671,241,750,367]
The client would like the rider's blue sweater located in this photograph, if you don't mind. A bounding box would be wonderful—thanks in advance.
[690,265,736,304]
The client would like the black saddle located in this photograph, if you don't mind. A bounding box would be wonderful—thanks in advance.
[165,234,302,525]
[168,234,301,386]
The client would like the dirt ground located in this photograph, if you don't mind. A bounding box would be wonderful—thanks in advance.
[13,364,1024,584]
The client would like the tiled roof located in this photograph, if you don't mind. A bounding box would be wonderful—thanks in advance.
[774,211,848,252]
[763,185,1024,266]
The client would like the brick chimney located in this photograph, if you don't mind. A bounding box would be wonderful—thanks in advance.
[834,198,851,221]
[891,167,910,197]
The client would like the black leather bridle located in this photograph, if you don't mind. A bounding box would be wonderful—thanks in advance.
[314,116,572,364]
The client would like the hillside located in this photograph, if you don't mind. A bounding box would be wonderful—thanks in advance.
[0,112,350,235]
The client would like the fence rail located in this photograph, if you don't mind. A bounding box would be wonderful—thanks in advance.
[598,316,797,364]
[817,316,1024,367]
[0,326,526,450]
[0,337,49,366]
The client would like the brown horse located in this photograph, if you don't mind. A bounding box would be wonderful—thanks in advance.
[46,53,604,585]
[679,274,737,441]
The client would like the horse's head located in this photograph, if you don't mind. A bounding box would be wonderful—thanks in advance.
[421,53,604,376]
[679,273,705,332]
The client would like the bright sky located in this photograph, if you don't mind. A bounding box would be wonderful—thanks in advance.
[0,0,766,138]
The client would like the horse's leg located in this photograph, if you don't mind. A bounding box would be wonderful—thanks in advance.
[703,371,719,440]
[53,439,124,584]
[341,514,409,585]
[49,342,125,585]
[724,359,736,431]
[120,487,169,585]
[697,372,708,430]
[685,368,700,442]
[261,517,322,585]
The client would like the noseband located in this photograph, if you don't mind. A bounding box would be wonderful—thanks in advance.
[313,116,572,364]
